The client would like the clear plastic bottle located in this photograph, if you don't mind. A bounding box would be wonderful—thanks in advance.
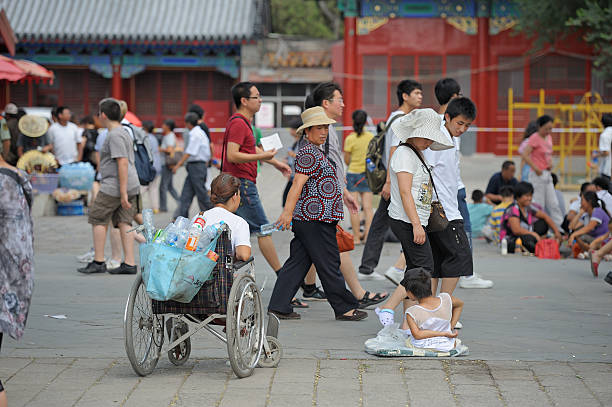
[260,223,278,235]
[365,158,376,172]
[197,222,224,251]
[501,238,508,255]
[185,215,206,251]
[164,224,179,246]
[173,217,190,248]
[142,208,154,243]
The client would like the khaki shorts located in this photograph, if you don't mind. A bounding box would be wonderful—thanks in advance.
[88,191,138,228]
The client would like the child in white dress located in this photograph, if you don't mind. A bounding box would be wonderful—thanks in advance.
[402,267,464,351]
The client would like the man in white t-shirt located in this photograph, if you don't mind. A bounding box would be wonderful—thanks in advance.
[594,114,612,181]
[172,112,212,218]
[358,79,422,281]
[43,106,83,165]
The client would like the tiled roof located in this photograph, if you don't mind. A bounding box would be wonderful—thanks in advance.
[1,0,258,43]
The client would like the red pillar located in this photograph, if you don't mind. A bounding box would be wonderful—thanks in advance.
[112,64,122,100]
[343,16,357,135]
[476,16,489,153]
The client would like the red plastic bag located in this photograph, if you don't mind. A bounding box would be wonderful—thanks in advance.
[535,238,560,259]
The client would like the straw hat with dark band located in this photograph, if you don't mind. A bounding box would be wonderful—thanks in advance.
[296,106,336,136]
[18,114,49,138]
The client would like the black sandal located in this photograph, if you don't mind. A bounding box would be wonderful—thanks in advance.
[291,298,309,308]
[357,291,388,309]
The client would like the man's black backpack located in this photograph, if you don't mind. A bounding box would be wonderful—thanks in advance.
[365,113,405,194]
[122,123,156,186]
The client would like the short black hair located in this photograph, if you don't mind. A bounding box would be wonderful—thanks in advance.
[445,97,476,121]
[311,82,342,108]
[502,160,515,170]
[602,113,612,128]
[98,98,120,121]
[231,81,256,109]
[142,120,155,133]
[396,79,422,106]
[184,112,199,126]
[79,115,94,126]
[434,78,461,106]
[472,189,484,202]
[188,104,204,119]
[537,114,554,128]
[580,182,593,195]
[551,172,558,186]
[56,106,69,116]
[400,268,432,300]
[288,117,302,130]
[303,94,315,110]
[352,109,367,136]
[499,186,514,198]
[514,181,534,199]
[163,119,175,131]
[592,176,610,191]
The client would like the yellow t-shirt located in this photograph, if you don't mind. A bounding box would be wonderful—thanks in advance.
[344,130,374,173]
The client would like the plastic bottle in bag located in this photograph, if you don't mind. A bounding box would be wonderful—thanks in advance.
[163,223,179,246]
[173,216,190,248]
[196,222,224,251]
[185,215,206,251]
[142,209,154,243]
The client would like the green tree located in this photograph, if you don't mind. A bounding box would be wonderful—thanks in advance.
[513,0,612,79]
[270,0,343,39]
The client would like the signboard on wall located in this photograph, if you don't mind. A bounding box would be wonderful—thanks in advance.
[255,102,275,128]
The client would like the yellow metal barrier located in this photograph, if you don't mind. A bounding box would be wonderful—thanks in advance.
[507,89,612,190]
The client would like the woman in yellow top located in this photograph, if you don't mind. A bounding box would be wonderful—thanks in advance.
[344,110,374,244]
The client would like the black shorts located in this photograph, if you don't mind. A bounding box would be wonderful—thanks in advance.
[428,220,473,278]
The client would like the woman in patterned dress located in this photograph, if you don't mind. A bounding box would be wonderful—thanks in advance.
[0,150,34,407]
[267,107,367,321]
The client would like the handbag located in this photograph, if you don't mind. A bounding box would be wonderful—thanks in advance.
[336,224,355,252]
[402,143,449,233]
[165,151,183,167]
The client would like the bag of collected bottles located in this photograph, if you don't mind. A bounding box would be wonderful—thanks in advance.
[140,213,224,303]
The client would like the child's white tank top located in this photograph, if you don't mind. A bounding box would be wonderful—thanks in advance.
[405,292,455,351]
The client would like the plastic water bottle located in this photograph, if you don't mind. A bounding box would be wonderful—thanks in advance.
[197,222,224,251]
[164,223,179,246]
[501,238,508,255]
[142,209,154,243]
[366,158,376,173]
[173,217,190,248]
[185,215,206,251]
[260,223,278,235]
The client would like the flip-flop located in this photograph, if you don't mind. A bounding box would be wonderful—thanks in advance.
[357,291,389,309]
[590,252,599,277]
[291,298,309,308]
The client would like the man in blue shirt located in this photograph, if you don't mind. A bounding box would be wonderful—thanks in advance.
[485,161,518,204]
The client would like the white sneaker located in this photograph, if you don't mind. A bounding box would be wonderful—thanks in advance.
[454,321,463,329]
[459,275,494,289]
[106,259,121,270]
[357,271,386,281]
[384,267,405,286]
[76,248,95,263]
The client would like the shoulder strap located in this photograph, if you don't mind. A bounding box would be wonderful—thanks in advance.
[400,142,441,200]
[385,113,406,133]
[221,115,253,173]
[0,168,32,209]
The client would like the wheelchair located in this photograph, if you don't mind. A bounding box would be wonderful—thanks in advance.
[123,225,282,378]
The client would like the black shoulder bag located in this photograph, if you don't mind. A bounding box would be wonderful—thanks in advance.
[401,143,449,233]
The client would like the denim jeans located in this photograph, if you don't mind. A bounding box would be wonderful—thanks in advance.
[159,165,179,212]
[457,187,472,250]
[235,178,269,235]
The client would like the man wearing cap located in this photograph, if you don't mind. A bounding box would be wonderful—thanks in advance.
[2,103,20,165]
[16,115,50,157]
[43,106,83,166]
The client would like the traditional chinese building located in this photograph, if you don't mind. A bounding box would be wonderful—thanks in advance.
[1,0,268,136]
[335,0,610,154]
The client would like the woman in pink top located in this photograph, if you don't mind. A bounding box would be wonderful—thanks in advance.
[521,115,563,226]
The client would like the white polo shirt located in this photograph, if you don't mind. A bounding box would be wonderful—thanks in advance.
[185,125,211,163]
[47,121,82,165]
[422,125,462,222]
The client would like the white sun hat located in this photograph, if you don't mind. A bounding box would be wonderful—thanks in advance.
[390,108,454,151]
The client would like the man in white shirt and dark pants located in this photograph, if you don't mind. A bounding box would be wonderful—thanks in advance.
[43,106,83,165]
[173,112,212,218]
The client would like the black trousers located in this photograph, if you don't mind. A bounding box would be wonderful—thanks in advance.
[507,219,549,253]
[388,218,434,274]
[268,220,358,316]
[359,197,395,274]
[428,220,474,278]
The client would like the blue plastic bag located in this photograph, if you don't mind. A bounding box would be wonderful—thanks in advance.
[140,236,220,303]
[58,162,95,190]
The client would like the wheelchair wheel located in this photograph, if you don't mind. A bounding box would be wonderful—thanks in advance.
[166,317,191,366]
[124,274,164,376]
[226,272,265,378]
[257,336,282,368]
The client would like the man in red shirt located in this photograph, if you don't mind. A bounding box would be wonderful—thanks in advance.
[222,82,291,275]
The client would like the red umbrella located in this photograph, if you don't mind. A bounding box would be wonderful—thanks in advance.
[0,56,25,81]
[124,111,142,127]
[0,55,54,83]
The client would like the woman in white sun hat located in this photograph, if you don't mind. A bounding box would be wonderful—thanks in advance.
[373,108,454,327]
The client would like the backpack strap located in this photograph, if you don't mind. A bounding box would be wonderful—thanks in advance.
[0,168,32,210]
[221,115,253,173]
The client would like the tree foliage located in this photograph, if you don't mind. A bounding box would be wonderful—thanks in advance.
[270,0,343,39]
[513,0,612,79]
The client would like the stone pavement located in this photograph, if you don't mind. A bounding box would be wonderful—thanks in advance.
[1,156,611,406]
